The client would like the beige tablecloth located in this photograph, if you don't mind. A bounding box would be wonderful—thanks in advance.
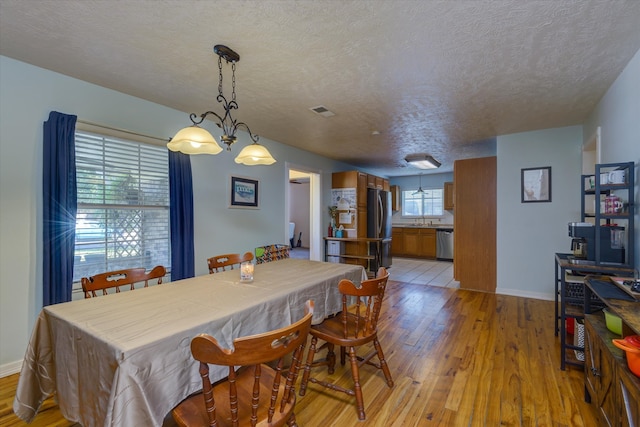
[14,259,365,427]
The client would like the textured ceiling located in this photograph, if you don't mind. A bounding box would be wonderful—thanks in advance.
[1,0,640,177]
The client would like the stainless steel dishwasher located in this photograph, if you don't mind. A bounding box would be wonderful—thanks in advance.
[436,229,454,261]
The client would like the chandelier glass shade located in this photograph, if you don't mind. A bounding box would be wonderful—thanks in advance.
[234,143,277,165]
[167,126,223,155]
[169,44,276,165]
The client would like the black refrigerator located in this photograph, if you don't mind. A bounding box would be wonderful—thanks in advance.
[367,188,392,269]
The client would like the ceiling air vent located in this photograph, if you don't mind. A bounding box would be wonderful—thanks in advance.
[309,105,335,118]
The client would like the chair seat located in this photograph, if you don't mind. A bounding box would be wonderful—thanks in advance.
[173,366,295,427]
[309,315,376,347]
[299,267,393,421]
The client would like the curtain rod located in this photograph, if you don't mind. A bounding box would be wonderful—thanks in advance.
[77,119,170,143]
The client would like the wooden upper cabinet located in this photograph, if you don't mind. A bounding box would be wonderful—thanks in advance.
[391,185,401,212]
[383,179,390,191]
[332,171,358,188]
[444,181,454,210]
[375,176,384,189]
[357,172,367,207]
[367,174,376,188]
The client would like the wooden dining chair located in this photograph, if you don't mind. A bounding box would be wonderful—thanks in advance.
[255,244,290,264]
[207,252,254,274]
[81,265,166,298]
[298,267,393,421]
[172,300,314,427]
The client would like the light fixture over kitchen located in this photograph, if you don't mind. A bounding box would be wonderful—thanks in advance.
[168,44,276,165]
[405,154,441,170]
[413,173,425,195]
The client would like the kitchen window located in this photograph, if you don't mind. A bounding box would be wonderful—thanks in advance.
[73,128,170,287]
[402,188,444,217]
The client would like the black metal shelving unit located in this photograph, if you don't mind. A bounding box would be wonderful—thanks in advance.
[580,162,635,268]
[555,161,636,370]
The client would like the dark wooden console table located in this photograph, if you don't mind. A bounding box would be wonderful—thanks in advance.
[582,276,639,426]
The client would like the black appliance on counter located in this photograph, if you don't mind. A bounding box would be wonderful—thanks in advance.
[367,188,392,269]
[568,222,625,264]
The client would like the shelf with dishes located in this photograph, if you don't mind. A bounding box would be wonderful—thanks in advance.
[576,162,635,268]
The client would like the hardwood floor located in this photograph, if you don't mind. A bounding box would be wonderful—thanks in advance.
[0,259,598,426]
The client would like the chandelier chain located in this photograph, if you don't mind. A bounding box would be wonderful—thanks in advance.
[217,55,223,97]
[231,62,237,103]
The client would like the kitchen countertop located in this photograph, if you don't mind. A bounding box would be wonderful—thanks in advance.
[393,224,454,230]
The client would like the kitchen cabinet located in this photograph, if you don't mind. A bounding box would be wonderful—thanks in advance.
[391,227,403,255]
[357,172,368,208]
[402,228,420,256]
[391,185,401,212]
[420,229,436,258]
[391,227,436,259]
[444,181,454,210]
[331,171,390,267]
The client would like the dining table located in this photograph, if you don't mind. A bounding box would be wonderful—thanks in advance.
[13,258,366,427]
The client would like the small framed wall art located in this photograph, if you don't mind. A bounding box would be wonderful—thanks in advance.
[230,175,259,208]
[521,166,551,203]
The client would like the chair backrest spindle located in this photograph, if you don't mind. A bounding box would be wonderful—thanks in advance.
[207,252,254,274]
[81,265,166,298]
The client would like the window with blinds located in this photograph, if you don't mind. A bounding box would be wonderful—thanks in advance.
[73,130,170,284]
[402,188,444,217]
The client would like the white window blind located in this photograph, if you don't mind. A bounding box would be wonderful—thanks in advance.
[73,130,170,284]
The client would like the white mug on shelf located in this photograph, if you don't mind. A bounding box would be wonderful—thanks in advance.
[607,170,626,184]
[600,173,609,184]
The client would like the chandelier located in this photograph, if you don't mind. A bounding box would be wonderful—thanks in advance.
[168,45,276,165]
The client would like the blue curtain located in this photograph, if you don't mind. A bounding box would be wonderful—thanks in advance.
[169,150,195,281]
[43,111,78,305]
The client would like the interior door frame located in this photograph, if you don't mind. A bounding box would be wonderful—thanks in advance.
[285,162,322,261]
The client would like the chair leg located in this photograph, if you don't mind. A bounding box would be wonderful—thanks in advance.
[347,346,366,421]
[287,412,298,427]
[299,336,318,396]
[326,343,336,374]
[374,338,394,387]
[340,345,346,365]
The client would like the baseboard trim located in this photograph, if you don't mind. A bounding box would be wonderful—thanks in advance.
[0,359,22,378]
[496,287,554,301]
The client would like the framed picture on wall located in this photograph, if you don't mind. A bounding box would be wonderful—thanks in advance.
[230,176,259,208]
[521,166,552,203]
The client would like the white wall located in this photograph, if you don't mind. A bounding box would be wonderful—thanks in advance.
[496,126,583,300]
[0,56,354,373]
[288,182,310,248]
[584,48,640,270]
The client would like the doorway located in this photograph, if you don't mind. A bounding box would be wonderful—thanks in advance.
[286,164,322,261]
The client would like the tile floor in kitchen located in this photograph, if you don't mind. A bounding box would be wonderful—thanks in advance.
[388,257,459,288]
[291,247,459,289]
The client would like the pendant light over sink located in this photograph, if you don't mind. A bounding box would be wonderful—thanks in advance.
[168,44,276,165]
[413,174,425,195]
